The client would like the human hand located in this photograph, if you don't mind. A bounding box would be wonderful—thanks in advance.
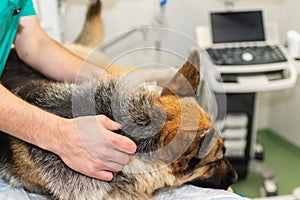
[98,70,117,82]
[56,115,137,181]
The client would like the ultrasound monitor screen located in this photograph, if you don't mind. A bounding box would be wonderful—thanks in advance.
[210,11,265,43]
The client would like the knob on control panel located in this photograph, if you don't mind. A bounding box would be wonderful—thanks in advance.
[241,52,254,62]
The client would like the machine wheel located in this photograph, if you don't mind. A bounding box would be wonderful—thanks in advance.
[260,179,278,196]
[255,143,264,161]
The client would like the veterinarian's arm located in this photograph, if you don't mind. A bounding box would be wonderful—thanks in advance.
[7,15,137,180]
[0,84,136,181]
[14,15,108,82]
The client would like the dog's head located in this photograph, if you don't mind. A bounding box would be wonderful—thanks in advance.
[157,50,237,189]
[119,50,237,191]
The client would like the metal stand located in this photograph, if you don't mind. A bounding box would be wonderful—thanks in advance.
[215,92,278,197]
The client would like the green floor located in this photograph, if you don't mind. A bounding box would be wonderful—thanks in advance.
[231,130,300,198]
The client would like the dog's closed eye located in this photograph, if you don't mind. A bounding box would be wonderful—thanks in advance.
[206,157,223,166]
[196,127,219,159]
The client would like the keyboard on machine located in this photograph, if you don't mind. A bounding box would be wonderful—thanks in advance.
[206,45,287,66]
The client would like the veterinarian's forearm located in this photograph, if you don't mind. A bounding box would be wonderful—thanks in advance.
[14,16,107,82]
[0,85,73,151]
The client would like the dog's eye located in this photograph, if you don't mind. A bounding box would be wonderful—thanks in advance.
[212,159,221,166]
[204,157,222,166]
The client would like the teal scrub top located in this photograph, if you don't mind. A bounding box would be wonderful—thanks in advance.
[0,0,36,77]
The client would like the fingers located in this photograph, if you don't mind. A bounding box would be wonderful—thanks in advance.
[97,115,120,131]
[104,130,137,154]
[98,149,130,166]
[82,159,125,180]
[82,165,114,181]
[97,115,137,154]
[67,115,137,181]
[60,153,115,181]
[94,171,113,181]
[101,161,124,172]
[61,150,124,181]
[85,167,115,181]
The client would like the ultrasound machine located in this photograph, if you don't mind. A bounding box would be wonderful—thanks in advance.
[196,10,297,196]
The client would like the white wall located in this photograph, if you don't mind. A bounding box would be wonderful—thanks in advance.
[266,66,300,147]
[63,0,300,45]
[33,0,62,42]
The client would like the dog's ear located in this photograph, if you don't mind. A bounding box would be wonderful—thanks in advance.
[161,50,200,97]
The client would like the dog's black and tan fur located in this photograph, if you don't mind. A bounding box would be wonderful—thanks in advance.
[0,1,237,200]
[0,49,237,200]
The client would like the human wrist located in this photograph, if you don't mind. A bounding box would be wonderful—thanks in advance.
[41,117,76,156]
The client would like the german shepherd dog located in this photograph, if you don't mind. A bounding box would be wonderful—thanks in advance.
[0,1,237,200]
[0,48,237,200]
